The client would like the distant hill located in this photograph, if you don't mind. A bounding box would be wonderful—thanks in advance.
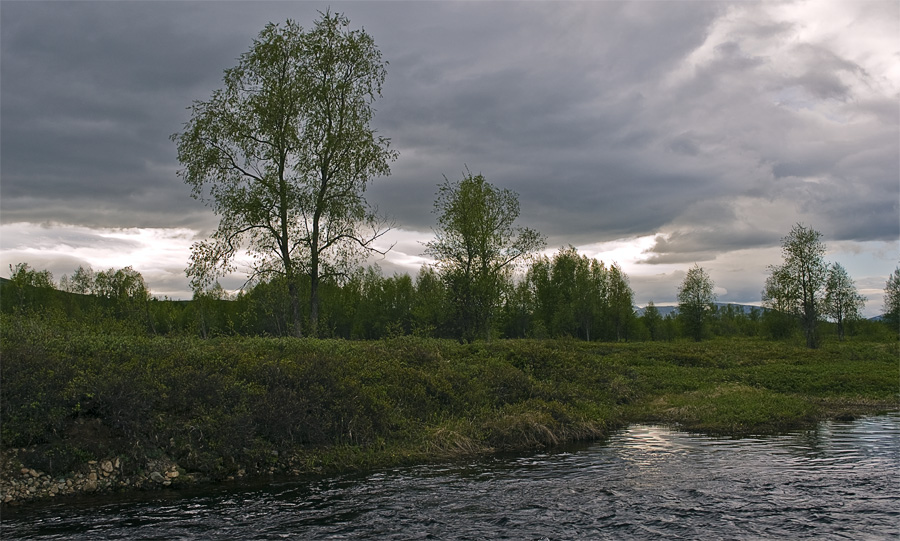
[636,303,892,322]
[634,303,766,318]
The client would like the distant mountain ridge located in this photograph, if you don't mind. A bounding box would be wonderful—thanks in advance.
[636,302,887,322]
[634,303,765,318]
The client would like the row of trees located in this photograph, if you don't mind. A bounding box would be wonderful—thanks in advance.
[675,224,877,347]
[5,263,152,324]
[5,241,896,344]
[166,13,626,343]
[6,14,895,345]
[762,224,868,348]
[167,12,896,347]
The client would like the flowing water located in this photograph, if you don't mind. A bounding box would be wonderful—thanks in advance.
[3,413,898,540]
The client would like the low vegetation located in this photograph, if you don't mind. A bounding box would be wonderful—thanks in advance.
[2,311,896,496]
[2,255,896,502]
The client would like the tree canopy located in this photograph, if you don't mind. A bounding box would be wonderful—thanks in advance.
[172,11,396,337]
[425,171,545,341]
[762,224,828,348]
[882,266,900,330]
[823,263,865,341]
[677,264,716,341]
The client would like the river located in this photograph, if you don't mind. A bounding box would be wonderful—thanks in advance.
[2,412,898,540]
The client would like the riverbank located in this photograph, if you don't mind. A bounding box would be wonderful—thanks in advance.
[2,315,897,504]
[6,414,897,540]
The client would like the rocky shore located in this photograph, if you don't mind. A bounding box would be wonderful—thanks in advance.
[0,447,350,505]
[1,452,189,505]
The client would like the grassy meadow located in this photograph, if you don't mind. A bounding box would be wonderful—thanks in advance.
[2,311,896,489]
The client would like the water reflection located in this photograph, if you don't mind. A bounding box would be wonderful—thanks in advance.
[3,413,898,540]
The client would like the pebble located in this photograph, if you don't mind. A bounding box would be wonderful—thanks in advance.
[0,453,185,505]
[149,471,167,483]
[0,450,293,505]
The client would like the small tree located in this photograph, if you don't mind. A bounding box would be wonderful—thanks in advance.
[500,278,535,339]
[193,282,232,339]
[823,263,865,340]
[677,264,716,341]
[763,224,828,348]
[64,265,95,295]
[642,301,663,341]
[411,265,448,337]
[882,266,900,332]
[426,171,545,341]
[172,12,397,337]
[93,266,153,329]
[607,263,635,341]
[4,263,56,312]
[8,263,54,289]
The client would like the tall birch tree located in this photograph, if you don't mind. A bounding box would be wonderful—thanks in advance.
[823,263,864,340]
[426,172,545,341]
[677,264,716,341]
[172,12,396,336]
[763,224,828,348]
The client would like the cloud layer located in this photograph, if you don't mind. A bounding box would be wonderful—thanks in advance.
[2,1,897,314]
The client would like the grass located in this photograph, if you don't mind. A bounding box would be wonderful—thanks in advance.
[614,338,898,434]
[1,313,897,489]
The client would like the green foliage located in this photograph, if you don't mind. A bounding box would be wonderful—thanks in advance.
[824,263,865,341]
[529,246,608,340]
[677,264,716,341]
[644,384,818,434]
[882,266,900,332]
[523,247,636,341]
[8,262,54,289]
[3,263,56,313]
[426,171,545,341]
[642,302,664,340]
[709,304,761,338]
[2,312,896,482]
[1,258,879,346]
[607,263,636,341]
[620,338,898,434]
[763,224,829,348]
[172,12,397,337]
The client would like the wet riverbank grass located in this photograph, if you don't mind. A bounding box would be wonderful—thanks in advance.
[617,339,898,434]
[1,313,897,498]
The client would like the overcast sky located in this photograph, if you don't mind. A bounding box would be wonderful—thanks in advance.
[2,1,898,316]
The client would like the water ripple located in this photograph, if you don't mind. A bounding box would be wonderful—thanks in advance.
[3,413,898,540]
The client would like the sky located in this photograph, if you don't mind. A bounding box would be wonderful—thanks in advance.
[1,0,898,317]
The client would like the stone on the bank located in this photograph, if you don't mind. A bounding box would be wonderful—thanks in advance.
[150,471,166,483]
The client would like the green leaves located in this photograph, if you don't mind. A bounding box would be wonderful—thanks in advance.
[883,267,900,330]
[677,264,716,341]
[824,262,865,340]
[172,12,396,336]
[426,172,546,341]
[763,224,830,348]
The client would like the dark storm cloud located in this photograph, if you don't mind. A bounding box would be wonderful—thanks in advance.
[1,1,223,227]
[367,1,727,241]
[2,1,898,261]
